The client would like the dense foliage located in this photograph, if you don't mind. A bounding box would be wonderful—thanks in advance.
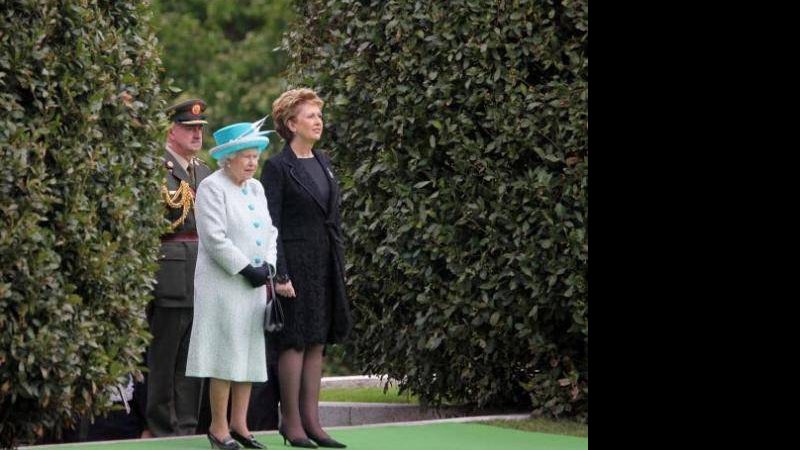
[284,0,588,421]
[0,1,167,447]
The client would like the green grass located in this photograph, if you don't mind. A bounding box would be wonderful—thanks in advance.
[320,386,419,404]
[30,423,586,450]
[483,417,588,438]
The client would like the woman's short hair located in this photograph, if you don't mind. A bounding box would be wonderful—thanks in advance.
[218,153,233,166]
[272,88,324,142]
[218,146,259,167]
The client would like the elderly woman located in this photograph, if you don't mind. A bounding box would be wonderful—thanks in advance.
[261,88,352,448]
[186,119,278,450]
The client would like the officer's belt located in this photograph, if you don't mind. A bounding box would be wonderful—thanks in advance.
[161,230,198,243]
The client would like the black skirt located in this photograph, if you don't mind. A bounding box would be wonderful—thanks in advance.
[272,237,335,351]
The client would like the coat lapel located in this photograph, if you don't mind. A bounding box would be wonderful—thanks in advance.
[283,145,328,215]
[313,148,340,221]
[165,150,190,184]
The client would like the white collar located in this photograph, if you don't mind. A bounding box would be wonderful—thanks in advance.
[166,145,192,172]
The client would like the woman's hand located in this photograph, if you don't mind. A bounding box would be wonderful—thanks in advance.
[275,280,296,298]
[239,264,268,288]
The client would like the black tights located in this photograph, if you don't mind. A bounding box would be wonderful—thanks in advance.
[278,344,330,440]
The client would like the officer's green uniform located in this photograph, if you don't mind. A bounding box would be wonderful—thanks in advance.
[146,99,213,437]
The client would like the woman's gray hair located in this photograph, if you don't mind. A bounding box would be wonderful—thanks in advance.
[219,153,234,167]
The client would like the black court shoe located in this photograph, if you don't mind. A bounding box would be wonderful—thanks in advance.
[208,432,242,450]
[230,430,266,449]
[278,426,318,448]
[306,432,346,449]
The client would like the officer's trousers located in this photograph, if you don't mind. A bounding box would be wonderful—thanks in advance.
[146,306,203,436]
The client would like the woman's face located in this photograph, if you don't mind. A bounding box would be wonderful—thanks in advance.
[227,149,260,182]
[289,102,323,143]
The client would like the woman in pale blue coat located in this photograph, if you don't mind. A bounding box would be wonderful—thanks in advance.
[186,118,277,450]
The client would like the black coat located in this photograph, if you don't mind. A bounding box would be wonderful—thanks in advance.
[261,145,352,346]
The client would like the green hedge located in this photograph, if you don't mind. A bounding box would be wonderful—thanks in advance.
[0,1,167,447]
[284,0,588,421]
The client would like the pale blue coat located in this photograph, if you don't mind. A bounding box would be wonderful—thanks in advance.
[186,169,278,382]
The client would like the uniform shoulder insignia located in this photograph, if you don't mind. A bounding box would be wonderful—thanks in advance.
[194,158,209,168]
[165,160,174,169]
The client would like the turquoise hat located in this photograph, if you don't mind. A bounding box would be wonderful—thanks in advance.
[209,116,274,160]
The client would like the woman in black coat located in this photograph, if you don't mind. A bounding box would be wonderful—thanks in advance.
[260,88,352,448]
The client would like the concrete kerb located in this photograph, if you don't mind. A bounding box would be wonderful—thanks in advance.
[321,374,390,389]
[319,401,530,427]
[323,413,532,429]
[318,376,531,427]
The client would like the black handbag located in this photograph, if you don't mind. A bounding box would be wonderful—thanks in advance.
[264,275,284,333]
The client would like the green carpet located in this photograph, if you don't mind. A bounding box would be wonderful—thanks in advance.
[29,423,588,450]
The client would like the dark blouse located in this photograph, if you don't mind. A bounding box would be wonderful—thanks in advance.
[298,156,330,207]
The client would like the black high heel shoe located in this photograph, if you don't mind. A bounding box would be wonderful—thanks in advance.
[278,426,318,448]
[230,430,266,449]
[207,432,242,450]
[305,431,346,449]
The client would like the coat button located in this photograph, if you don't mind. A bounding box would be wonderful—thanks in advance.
[253,222,260,228]
[254,257,262,265]
[241,188,248,195]
[248,204,255,210]
[256,239,262,246]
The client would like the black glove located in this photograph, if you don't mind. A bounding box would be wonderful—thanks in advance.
[239,264,268,288]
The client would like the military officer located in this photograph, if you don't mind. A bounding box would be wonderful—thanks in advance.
[145,99,213,437]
